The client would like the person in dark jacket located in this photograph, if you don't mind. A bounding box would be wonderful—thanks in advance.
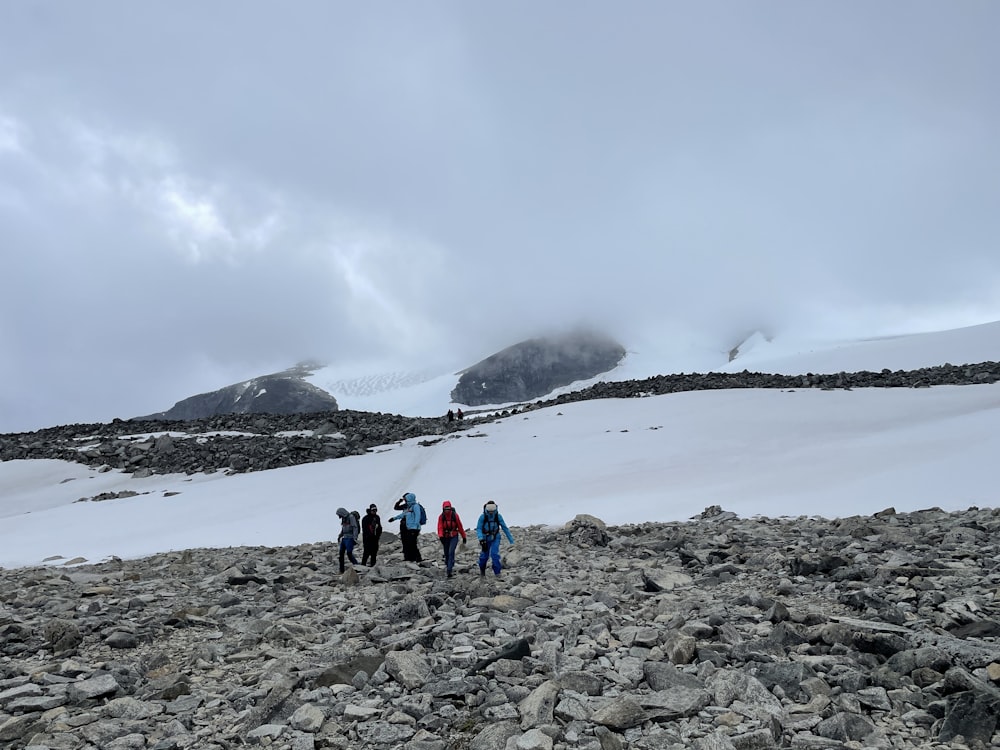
[476,501,514,577]
[336,507,360,573]
[389,492,426,562]
[437,500,467,577]
[361,503,382,567]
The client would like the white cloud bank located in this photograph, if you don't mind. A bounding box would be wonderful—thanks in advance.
[2,3,999,432]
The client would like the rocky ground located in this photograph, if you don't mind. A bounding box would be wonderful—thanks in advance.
[2,506,999,749]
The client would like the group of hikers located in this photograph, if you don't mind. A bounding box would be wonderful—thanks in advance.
[335,492,514,578]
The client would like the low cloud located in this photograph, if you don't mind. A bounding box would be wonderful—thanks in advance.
[2,3,999,431]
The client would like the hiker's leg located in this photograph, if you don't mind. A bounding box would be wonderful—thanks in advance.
[490,538,502,575]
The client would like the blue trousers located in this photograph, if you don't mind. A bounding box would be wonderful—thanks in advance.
[339,538,358,572]
[441,535,460,573]
[478,537,502,575]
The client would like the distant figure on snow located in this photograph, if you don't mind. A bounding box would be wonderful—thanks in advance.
[437,501,467,577]
[361,503,382,566]
[457,408,464,420]
[476,500,514,577]
[447,409,455,423]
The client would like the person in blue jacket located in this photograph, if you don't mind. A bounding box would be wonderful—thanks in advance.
[389,492,426,562]
[476,500,514,577]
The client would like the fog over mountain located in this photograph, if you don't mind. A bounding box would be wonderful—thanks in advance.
[303,320,1000,419]
[2,4,999,432]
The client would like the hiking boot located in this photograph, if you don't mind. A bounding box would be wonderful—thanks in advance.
[479,566,486,577]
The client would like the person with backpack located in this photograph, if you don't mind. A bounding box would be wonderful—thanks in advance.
[389,492,426,563]
[361,503,382,567]
[336,507,361,573]
[437,501,467,578]
[476,500,514,577]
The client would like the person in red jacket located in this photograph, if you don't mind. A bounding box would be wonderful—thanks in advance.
[437,501,467,578]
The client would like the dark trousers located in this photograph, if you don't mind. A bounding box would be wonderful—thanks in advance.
[401,528,422,562]
[362,534,379,566]
[339,538,358,573]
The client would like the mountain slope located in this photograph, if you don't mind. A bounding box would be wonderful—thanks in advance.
[2,379,999,569]
[722,320,1000,374]
[133,321,1000,422]
[451,330,626,406]
[2,318,1000,567]
[135,368,339,420]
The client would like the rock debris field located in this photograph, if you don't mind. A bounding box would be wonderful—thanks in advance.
[1,506,999,750]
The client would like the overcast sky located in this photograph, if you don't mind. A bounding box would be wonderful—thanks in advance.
[3,2,999,432]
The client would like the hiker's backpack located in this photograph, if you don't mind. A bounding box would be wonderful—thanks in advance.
[418,503,427,526]
[482,512,500,539]
[350,510,361,537]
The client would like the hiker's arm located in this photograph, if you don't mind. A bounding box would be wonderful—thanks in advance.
[500,516,514,544]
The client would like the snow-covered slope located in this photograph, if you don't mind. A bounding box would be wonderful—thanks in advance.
[1,320,999,569]
[722,320,1000,375]
[2,381,998,569]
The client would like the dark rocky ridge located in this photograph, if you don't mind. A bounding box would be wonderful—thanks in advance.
[0,410,455,478]
[451,331,627,406]
[546,361,1000,405]
[0,507,998,749]
[2,361,1000,478]
[136,367,339,421]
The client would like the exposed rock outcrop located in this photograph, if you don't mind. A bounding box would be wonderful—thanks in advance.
[451,331,626,406]
[136,367,339,421]
[0,410,454,477]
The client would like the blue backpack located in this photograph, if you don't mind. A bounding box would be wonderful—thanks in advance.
[418,503,427,526]
[482,512,500,539]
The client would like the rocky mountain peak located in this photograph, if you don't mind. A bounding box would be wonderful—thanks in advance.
[135,370,339,421]
[451,330,626,406]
